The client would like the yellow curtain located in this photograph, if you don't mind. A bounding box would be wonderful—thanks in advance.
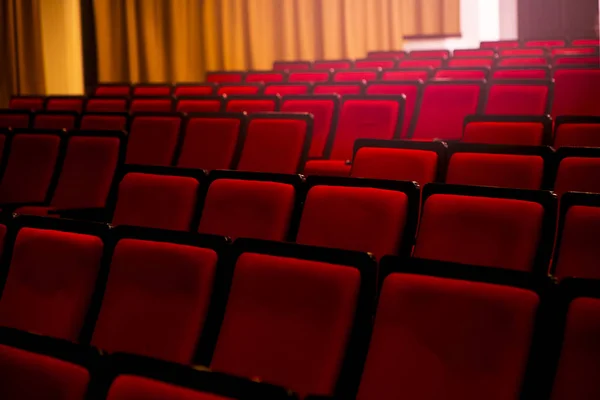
[94,0,407,83]
[402,0,461,37]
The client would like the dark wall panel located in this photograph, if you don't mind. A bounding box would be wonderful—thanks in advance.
[518,0,599,39]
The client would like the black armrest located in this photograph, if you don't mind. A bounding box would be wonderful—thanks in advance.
[49,207,108,222]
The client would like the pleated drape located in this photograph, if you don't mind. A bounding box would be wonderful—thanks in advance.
[402,0,461,37]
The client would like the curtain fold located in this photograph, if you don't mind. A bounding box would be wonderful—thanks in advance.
[402,0,461,37]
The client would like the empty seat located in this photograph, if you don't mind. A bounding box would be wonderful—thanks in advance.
[553,193,600,280]
[132,84,172,97]
[0,221,105,340]
[497,57,549,67]
[206,71,245,83]
[295,177,419,258]
[351,139,445,185]
[273,61,312,71]
[210,240,375,397]
[85,98,129,113]
[91,230,222,363]
[173,83,216,97]
[382,68,432,81]
[304,95,404,177]
[94,83,131,97]
[484,80,552,115]
[526,39,565,47]
[288,71,332,83]
[447,58,494,67]
[79,112,128,131]
[553,147,600,196]
[492,66,551,80]
[33,111,78,130]
[280,95,339,159]
[197,172,299,241]
[176,113,245,170]
[354,59,397,69]
[499,48,547,57]
[552,67,600,117]
[413,184,555,274]
[9,96,45,111]
[462,116,553,147]
[111,168,202,231]
[217,84,263,96]
[0,130,62,205]
[572,38,600,46]
[434,68,489,80]
[264,83,311,96]
[313,82,365,96]
[46,97,85,113]
[398,59,444,68]
[554,116,600,148]
[175,96,224,113]
[552,47,599,56]
[411,80,484,141]
[365,81,423,138]
[245,71,286,83]
[129,98,173,113]
[554,55,600,67]
[445,143,551,190]
[125,114,183,166]
[0,110,31,129]
[224,95,279,114]
[367,50,407,59]
[358,267,539,400]
[453,49,496,57]
[313,60,353,70]
[236,113,312,174]
[410,50,449,59]
[333,69,380,82]
[480,40,520,49]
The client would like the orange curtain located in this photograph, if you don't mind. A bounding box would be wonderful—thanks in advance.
[402,0,461,37]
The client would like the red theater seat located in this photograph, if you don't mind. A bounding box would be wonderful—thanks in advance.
[499,48,546,57]
[0,110,31,129]
[447,58,494,68]
[85,98,129,113]
[554,56,600,67]
[554,116,600,148]
[224,95,279,114]
[492,66,551,80]
[33,112,78,130]
[264,83,311,96]
[382,68,432,81]
[173,83,216,97]
[453,49,495,57]
[217,84,263,96]
[126,114,183,166]
[484,80,551,115]
[354,59,396,69]
[462,115,552,146]
[0,223,104,340]
[9,96,45,111]
[206,71,245,83]
[480,40,520,49]
[91,232,220,363]
[209,240,374,397]
[367,50,407,59]
[111,169,202,231]
[410,50,449,59]
[552,67,600,117]
[526,39,565,47]
[351,139,445,185]
[313,59,353,70]
[434,68,488,80]
[295,177,418,259]
[273,61,312,71]
[236,113,312,174]
[175,96,224,113]
[313,82,365,96]
[552,47,599,56]
[497,57,549,67]
[130,98,174,113]
[245,71,286,83]
[411,80,484,141]
[197,172,299,241]
[176,113,245,170]
[280,95,339,159]
[132,84,172,97]
[288,71,332,83]
[413,184,555,274]
[94,84,131,97]
[572,38,600,46]
[333,69,380,82]
[46,97,85,113]
[398,59,444,68]
[80,113,128,131]
[553,148,600,196]
[366,81,423,138]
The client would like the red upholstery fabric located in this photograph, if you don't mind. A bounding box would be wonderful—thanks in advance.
[398,59,444,68]
[412,83,481,141]
[236,118,308,174]
[554,205,600,280]
[0,134,61,204]
[174,85,215,97]
[126,116,182,166]
[0,112,30,129]
[95,85,130,97]
[434,69,487,79]
[554,157,600,196]
[357,273,539,400]
[198,179,295,241]
[112,173,199,231]
[0,344,90,400]
[481,40,520,49]
[355,59,396,69]
[463,122,546,146]
[485,84,549,115]
[176,99,222,113]
[382,70,430,81]
[551,297,600,400]
[351,147,438,185]
[280,98,335,158]
[329,99,401,160]
[313,84,363,96]
[303,160,351,177]
[33,114,77,130]
[246,72,285,83]
[333,71,378,82]
[446,153,544,190]
[554,123,600,148]
[210,252,360,397]
[572,39,600,46]
[296,185,409,258]
[46,99,84,113]
[92,239,217,363]
[80,114,127,131]
[107,375,230,400]
[0,228,104,340]
[552,47,598,56]
[85,98,128,113]
[129,99,173,113]
[554,56,600,66]
[367,51,406,59]
[447,58,494,67]
[133,86,171,97]
[313,60,352,70]
[497,57,549,67]
[454,49,495,57]
[365,83,418,138]
[9,97,44,110]
[288,72,331,82]
[552,69,600,117]
[217,86,261,96]
[414,194,544,272]
[411,50,448,58]
[177,117,241,170]
[492,68,549,80]
[500,48,546,57]
[225,99,277,114]
[50,136,121,209]
[264,84,310,95]
[12,206,54,217]
[525,39,565,47]
[206,73,243,83]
